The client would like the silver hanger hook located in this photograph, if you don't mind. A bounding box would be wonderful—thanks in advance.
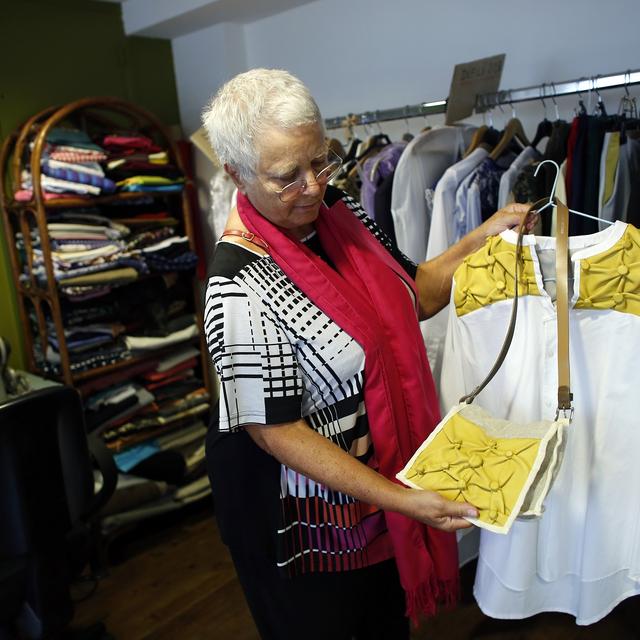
[540,84,548,119]
[550,82,560,120]
[374,111,383,133]
[625,70,631,96]
[592,75,605,114]
[587,76,596,113]
[496,102,507,126]
[509,90,517,119]
[574,77,588,116]
[403,106,411,133]
[534,159,561,212]
[593,75,603,100]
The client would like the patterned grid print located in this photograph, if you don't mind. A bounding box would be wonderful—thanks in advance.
[204,191,414,574]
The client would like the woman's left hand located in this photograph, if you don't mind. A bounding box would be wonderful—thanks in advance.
[477,202,539,240]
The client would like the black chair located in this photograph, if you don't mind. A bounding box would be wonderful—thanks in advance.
[0,385,117,639]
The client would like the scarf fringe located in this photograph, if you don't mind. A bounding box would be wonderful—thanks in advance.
[406,576,460,627]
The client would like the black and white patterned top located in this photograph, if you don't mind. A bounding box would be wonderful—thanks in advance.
[204,186,417,574]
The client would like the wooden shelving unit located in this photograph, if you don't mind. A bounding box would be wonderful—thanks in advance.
[0,97,211,393]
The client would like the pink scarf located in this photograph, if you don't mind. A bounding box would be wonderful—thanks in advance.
[237,191,459,621]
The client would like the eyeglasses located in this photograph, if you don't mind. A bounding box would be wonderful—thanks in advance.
[267,149,343,203]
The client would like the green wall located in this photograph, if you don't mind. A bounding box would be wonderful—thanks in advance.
[0,0,181,368]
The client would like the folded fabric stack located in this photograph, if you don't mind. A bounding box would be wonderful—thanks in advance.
[17,128,113,200]
[20,210,198,298]
[123,313,198,352]
[28,254,199,375]
[82,345,211,530]
[139,236,199,272]
[44,322,130,375]
[102,134,185,193]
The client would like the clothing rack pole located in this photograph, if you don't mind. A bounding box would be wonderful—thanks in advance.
[324,68,640,131]
[476,69,640,111]
[324,100,447,131]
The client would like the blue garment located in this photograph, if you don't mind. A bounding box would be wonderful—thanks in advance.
[113,442,161,473]
[46,128,105,152]
[41,163,116,193]
[360,142,407,219]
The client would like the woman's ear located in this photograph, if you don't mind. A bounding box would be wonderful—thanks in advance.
[224,164,246,193]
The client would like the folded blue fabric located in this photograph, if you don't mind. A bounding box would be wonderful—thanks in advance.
[114,442,161,473]
[41,163,116,193]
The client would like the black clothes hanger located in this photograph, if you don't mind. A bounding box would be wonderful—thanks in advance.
[355,133,392,161]
[531,118,553,150]
[343,137,362,164]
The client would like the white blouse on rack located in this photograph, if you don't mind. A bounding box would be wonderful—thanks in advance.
[440,220,640,625]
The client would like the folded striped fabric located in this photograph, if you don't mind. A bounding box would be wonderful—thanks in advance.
[41,164,116,193]
[49,149,108,163]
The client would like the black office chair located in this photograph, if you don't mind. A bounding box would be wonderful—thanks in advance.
[0,385,117,639]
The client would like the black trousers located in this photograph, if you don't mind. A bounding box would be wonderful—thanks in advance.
[230,550,410,640]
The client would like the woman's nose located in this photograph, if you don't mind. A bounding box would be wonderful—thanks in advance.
[302,170,322,193]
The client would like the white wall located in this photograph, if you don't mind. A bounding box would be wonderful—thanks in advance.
[172,21,248,136]
[172,0,638,140]
[245,0,637,116]
[243,0,638,140]
[171,0,639,235]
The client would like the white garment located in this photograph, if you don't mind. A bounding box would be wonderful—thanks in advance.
[124,323,197,351]
[440,221,640,625]
[426,148,489,261]
[390,126,475,263]
[421,148,488,383]
[497,146,541,209]
[209,170,236,240]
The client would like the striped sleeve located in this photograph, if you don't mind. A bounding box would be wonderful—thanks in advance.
[204,275,304,431]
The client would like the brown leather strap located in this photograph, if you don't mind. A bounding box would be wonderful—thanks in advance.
[219,229,269,250]
[555,200,572,414]
[460,197,572,417]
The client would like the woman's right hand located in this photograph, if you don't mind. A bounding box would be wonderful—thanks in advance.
[398,487,478,532]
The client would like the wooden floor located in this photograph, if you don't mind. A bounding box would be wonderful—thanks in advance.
[71,506,640,640]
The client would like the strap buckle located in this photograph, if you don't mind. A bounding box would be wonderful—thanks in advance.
[241,232,255,242]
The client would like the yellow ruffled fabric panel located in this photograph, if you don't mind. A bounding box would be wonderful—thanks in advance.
[575,225,640,317]
[454,236,541,317]
[403,412,542,528]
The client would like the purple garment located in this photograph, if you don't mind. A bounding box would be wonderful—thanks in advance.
[360,142,407,219]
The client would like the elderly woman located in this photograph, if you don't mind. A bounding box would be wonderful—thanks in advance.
[202,69,530,640]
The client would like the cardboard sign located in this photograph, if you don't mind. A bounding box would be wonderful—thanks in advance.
[446,54,506,125]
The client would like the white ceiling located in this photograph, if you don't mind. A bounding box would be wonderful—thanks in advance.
[94,0,316,38]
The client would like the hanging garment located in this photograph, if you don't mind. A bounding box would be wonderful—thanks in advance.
[209,169,236,240]
[440,221,640,625]
[421,148,488,383]
[456,152,517,241]
[598,131,620,222]
[360,141,406,219]
[373,170,399,247]
[498,146,542,209]
[427,149,489,260]
[390,126,475,262]
[600,133,640,228]
[624,132,640,227]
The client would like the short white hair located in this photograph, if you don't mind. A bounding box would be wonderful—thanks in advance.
[202,68,324,181]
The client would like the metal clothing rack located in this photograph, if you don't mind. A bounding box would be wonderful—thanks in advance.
[324,68,640,131]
